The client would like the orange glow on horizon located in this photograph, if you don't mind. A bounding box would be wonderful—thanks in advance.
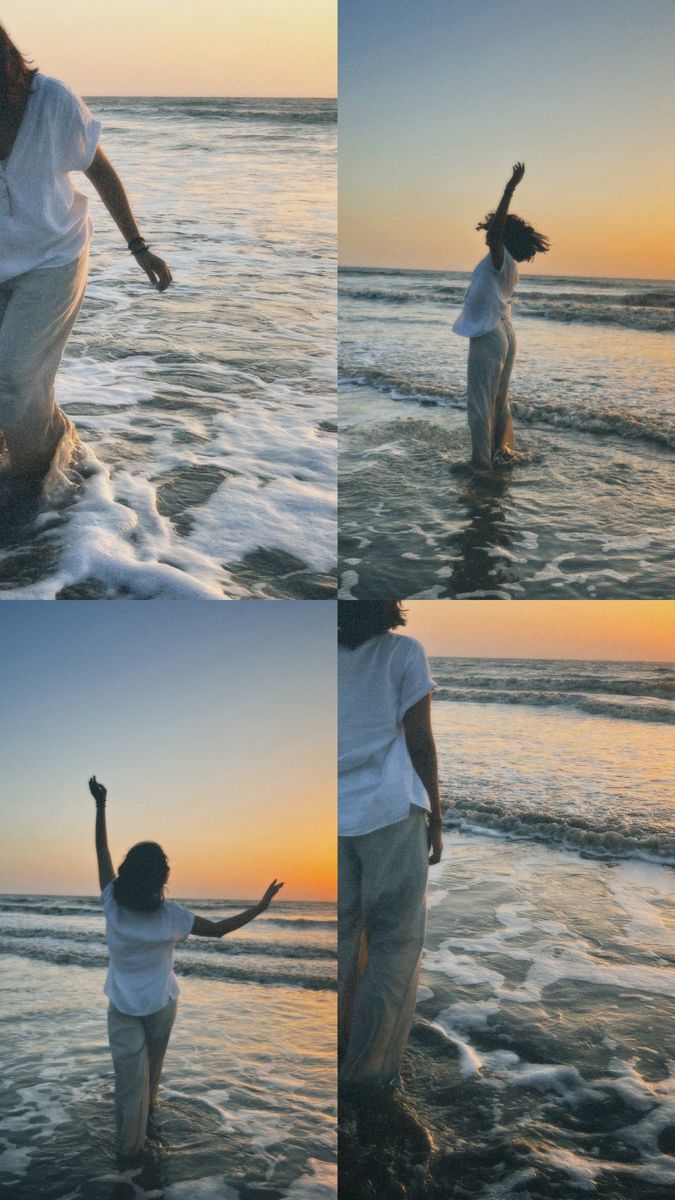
[402,601,674,664]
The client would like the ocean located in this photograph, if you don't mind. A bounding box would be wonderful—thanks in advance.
[339,268,675,600]
[0,895,336,1199]
[0,97,336,600]
[403,657,675,1198]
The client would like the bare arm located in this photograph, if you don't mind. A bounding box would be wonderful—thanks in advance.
[486,162,525,270]
[403,693,443,864]
[89,776,114,891]
[84,146,172,292]
[191,880,284,938]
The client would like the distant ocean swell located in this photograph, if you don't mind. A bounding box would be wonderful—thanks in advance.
[0,899,336,928]
[442,800,675,865]
[340,366,675,449]
[0,927,336,960]
[0,937,336,991]
[433,686,675,724]
[340,282,675,332]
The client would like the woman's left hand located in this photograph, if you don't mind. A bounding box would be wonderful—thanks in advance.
[258,879,284,911]
[134,249,173,292]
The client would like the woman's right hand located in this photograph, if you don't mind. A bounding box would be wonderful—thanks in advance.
[258,879,284,912]
[508,162,525,190]
[88,776,107,804]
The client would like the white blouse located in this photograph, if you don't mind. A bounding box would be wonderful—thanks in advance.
[453,248,519,338]
[101,882,195,1016]
[0,73,101,283]
[338,633,436,837]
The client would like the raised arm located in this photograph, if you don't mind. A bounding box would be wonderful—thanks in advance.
[84,146,172,292]
[403,693,443,864]
[191,880,284,938]
[89,776,114,892]
[486,162,525,270]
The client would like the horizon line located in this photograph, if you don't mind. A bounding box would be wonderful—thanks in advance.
[84,93,336,101]
[0,890,337,902]
[339,264,675,284]
[424,653,674,665]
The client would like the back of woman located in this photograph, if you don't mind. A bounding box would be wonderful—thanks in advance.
[101,880,194,1018]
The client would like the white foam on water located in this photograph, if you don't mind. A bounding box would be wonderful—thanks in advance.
[283,1158,336,1198]
[338,569,358,597]
[0,1144,32,1176]
[1,448,235,599]
[164,1177,239,1200]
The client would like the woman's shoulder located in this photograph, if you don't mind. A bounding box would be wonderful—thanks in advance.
[388,632,425,660]
[35,74,83,112]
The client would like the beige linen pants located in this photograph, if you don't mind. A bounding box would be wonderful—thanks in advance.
[0,251,88,473]
[467,316,516,469]
[107,996,177,1156]
[338,806,429,1088]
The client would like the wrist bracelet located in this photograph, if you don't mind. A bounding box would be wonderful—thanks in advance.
[128,237,149,255]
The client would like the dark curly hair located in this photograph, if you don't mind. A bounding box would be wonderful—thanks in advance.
[113,842,170,913]
[0,24,37,117]
[338,600,407,649]
[478,212,550,261]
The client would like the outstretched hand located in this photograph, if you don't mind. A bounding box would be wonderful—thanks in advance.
[258,879,284,912]
[508,162,525,190]
[88,776,107,805]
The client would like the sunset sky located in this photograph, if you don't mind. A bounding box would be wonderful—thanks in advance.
[1,1,336,97]
[403,601,674,663]
[340,0,675,278]
[0,603,336,900]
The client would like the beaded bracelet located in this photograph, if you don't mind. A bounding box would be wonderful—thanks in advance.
[128,236,149,255]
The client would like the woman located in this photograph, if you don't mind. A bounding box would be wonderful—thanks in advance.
[453,162,550,470]
[0,24,172,480]
[337,601,442,1141]
[90,775,283,1159]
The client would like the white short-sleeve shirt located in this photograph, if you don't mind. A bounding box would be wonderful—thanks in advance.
[101,883,195,1016]
[0,73,101,282]
[452,249,519,338]
[338,632,436,837]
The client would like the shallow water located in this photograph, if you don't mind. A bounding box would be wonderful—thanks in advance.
[0,896,336,1198]
[0,98,336,599]
[402,656,675,1197]
[417,834,675,1199]
[431,657,675,862]
[339,268,675,599]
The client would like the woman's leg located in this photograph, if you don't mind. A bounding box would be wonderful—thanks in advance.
[107,1003,150,1157]
[0,251,88,475]
[338,835,364,1065]
[466,325,508,469]
[493,321,517,457]
[144,997,178,1107]
[339,808,429,1088]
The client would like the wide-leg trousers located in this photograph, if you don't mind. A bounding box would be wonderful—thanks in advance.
[0,250,88,473]
[466,316,516,469]
[338,807,429,1088]
[107,996,177,1156]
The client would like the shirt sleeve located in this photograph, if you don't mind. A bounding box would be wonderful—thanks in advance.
[168,901,196,943]
[100,880,114,912]
[58,84,101,172]
[397,638,436,724]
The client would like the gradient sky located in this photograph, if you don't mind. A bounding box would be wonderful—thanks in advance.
[340,0,675,278]
[1,1,336,96]
[0,603,335,900]
[403,601,674,662]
